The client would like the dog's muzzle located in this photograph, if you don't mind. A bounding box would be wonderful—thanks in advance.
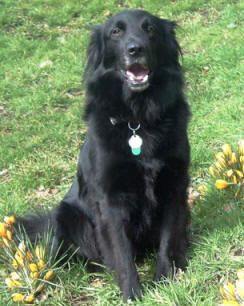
[121,60,151,92]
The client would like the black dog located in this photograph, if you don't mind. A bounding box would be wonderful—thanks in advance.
[19,9,191,301]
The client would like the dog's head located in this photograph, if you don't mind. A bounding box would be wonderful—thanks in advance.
[86,10,181,92]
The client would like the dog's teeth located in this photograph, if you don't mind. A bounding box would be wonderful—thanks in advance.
[126,71,149,84]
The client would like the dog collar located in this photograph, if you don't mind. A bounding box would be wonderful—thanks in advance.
[109,117,143,156]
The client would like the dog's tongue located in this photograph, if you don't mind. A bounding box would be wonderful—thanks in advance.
[126,64,149,82]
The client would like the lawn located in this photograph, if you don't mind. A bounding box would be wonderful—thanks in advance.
[0,0,243,305]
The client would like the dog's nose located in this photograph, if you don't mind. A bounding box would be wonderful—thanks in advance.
[127,42,144,56]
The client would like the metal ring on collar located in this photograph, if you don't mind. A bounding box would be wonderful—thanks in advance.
[128,122,141,131]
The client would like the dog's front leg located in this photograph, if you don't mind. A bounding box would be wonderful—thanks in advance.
[154,163,189,281]
[96,196,141,301]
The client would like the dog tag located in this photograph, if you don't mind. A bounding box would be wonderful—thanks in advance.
[128,134,143,156]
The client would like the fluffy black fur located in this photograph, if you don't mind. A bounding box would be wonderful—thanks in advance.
[18,10,191,301]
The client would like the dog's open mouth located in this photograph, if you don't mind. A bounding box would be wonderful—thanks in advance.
[124,63,150,92]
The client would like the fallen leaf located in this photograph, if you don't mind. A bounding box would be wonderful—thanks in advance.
[223,203,235,212]
[187,187,200,208]
[227,22,237,29]
[103,10,112,17]
[0,105,7,115]
[90,277,105,288]
[39,60,53,69]
[0,169,8,177]
[34,186,58,199]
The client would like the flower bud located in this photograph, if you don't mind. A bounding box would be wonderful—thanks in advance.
[237,269,244,280]
[215,179,229,190]
[35,246,45,260]
[235,279,244,300]
[2,237,10,247]
[12,293,25,302]
[44,270,55,281]
[37,259,46,270]
[216,152,225,160]
[10,272,20,281]
[222,144,232,157]
[25,294,35,304]
[0,222,7,238]
[6,230,12,240]
[231,175,237,184]
[5,277,22,288]
[231,152,238,164]
[26,251,33,262]
[239,139,244,155]
[4,215,16,225]
[29,263,38,273]
[209,166,218,176]
[30,272,39,279]
[235,170,243,178]
[220,282,236,300]
[225,169,234,177]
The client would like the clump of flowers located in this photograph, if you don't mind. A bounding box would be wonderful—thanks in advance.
[219,268,244,305]
[209,140,244,199]
[0,215,63,304]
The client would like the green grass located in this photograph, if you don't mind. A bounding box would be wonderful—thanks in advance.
[0,0,243,305]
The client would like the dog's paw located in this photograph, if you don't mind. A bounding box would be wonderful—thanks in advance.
[122,283,142,302]
[154,257,173,282]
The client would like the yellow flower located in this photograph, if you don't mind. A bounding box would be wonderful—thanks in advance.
[225,169,234,177]
[235,279,244,300]
[4,215,16,225]
[0,222,7,238]
[215,159,226,169]
[14,253,24,268]
[12,259,19,269]
[197,185,208,194]
[216,152,226,161]
[240,156,244,164]
[237,269,244,280]
[26,251,33,262]
[18,241,26,252]
[6,229,12,240]
[209,165,218,176]
[222,144,232,157]
[235,170,243,179]
[2,237,10,247]
[37,259,46,270]
[30,272,39,279]
[221,300,240,305]
[239,139,244,155]
[35,245,45,260]
[215,179,229,190]
[220,282,236,300]
[12,293,25,302]
[5,277,22,288]
[231,175,238,184]
[10,272,21,281]
[25,294,35,304]
[44,270,55,281]
[230,153,238,164]
[29,263,38,273]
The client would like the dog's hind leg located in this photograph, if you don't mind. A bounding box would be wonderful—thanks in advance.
[55,200,100,261]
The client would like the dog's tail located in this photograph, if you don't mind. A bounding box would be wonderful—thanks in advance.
[15,211,56,243]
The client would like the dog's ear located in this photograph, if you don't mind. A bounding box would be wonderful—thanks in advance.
[165,20,181,51]
[86,26,104,72]
[160,19,182,65]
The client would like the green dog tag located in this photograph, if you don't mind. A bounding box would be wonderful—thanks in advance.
[131,147,141,155]
[128,134,143,156]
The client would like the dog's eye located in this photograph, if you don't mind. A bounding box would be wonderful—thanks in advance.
[111,27,122,37]
[146,24,154,33]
